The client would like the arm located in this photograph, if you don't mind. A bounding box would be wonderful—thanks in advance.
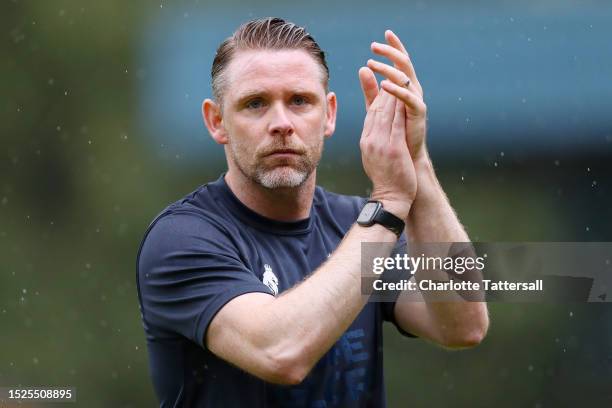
[395,155,489,349]
[207,91,416,384]
[208,223,396,385]
[361,30,489,348]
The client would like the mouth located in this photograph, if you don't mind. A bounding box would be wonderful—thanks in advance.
[264,149,302,158]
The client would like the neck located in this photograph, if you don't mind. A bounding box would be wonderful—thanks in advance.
[224,168,316,222]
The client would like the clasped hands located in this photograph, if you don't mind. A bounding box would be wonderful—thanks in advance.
[359,30,428,220]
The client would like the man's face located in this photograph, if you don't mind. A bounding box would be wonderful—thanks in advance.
[218,49,336,189]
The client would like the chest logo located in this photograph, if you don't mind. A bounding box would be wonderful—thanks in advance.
[263,264,279,296]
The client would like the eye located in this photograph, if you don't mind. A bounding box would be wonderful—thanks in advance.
[246,98,265,110]
[291,95,308,106]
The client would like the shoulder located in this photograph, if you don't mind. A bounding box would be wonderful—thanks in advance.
[137,185,241,267]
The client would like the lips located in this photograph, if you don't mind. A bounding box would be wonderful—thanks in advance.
[264,149,301,157]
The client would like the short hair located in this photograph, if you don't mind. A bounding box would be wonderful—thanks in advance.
[211,17,329,104]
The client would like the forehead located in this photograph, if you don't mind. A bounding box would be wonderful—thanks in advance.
[224,49,327,100]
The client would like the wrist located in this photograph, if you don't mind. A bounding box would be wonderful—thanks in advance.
[357,199,407,237]
[413,151,433,173]
[414,155,441,197]
[374,198,412,221]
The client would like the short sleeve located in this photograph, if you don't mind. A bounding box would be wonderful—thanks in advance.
[137,212,274,347]
[379,232,417,338]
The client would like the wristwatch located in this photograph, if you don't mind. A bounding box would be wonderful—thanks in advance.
[357,200,405,238]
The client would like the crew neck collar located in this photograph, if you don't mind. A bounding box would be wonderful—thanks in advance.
[206,174,315,235]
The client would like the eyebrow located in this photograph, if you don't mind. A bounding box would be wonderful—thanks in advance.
[234,90,267,104]
[234,89,321,106]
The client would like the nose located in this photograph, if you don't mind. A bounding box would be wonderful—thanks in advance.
[267,103,294,138]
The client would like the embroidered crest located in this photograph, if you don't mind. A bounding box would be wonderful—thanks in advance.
[262,264,279,296]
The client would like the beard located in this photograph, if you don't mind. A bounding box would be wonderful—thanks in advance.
[228,136,323,189]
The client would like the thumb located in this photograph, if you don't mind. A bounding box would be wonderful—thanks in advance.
[358,67,379,111]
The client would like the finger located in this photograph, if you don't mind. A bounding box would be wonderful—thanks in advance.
[373,90,396,140]
[385,29,408,55]
[367,59,411,90]
[362,91,382,138]
[370,42,422,94]
[391,98,406,144]
[358,67,379,111]
[381,80,426,116]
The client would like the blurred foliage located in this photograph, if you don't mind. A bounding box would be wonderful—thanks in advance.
[1,1,611,407]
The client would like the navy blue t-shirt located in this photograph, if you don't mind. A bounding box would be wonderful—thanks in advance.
[136,174,412,407]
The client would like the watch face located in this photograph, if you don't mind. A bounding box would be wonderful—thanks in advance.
[357,202,380,224]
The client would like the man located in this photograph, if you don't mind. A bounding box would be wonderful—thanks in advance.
[137,17,488,407]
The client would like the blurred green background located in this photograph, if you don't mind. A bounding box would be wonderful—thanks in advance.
[1,1,611,407]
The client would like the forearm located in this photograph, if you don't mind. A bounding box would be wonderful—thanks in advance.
[407,155,468,243]
[248,222,398,382]
[405,155,488,346]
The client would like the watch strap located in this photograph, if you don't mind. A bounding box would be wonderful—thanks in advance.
[373,206,405,237]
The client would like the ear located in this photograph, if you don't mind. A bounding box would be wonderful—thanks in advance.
[323,92,337,138]
[202,99,228,144]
